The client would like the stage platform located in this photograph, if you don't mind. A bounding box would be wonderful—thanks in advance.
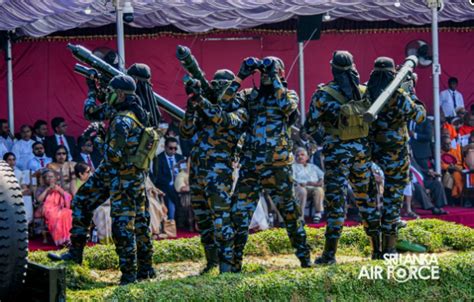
[28,206,473,252]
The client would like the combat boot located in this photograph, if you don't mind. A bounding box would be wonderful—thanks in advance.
[119,274,137,286]
[382,234,398,256]
[369,233,383,260]
[137,267,156,281]
[47,236,86,264]
[200,247,219,274]
[231,257,243,273]
[219,262,233,273]
[299,256,312,268]
[314,238,338,265]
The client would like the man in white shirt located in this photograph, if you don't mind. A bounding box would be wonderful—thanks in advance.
[440,77,465,119]
[292,147,325,223]
[27,142,52,172]
[11,125,35,170]
[0,119,14,151]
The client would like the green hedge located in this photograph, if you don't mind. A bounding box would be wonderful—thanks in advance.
[67,252,474,301]
[29,219,474,271]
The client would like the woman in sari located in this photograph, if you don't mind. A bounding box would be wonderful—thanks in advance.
[35,169,73,246]
[46,145,76,194]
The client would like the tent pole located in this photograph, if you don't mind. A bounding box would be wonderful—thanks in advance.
[6,32,14,133]
[115,0,126,71]
[431,3,441,175]
[298,42,306,124]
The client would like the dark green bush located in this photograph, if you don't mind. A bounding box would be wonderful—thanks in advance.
[67,252,474,301]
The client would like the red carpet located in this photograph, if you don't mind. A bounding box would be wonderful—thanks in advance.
[28,206,473,252]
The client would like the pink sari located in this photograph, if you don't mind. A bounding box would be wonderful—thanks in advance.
[43,190,72,246]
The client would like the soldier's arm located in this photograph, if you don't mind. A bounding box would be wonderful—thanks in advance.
[198,96,248,129]
[104,116,132,163]
[398,93,426,124]
[83,95,114,121]
[179,99,199,139]
[303,90,326,136]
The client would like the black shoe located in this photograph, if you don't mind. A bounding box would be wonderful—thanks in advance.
[47,250,83,264]
[119,274,137,286]
[369,233,382,260]
[200,247,219,275]
[219,262,233,273]
[382,234,398,256]
[137,268,156,281]
[299,256,312,268]
[432,207,448,215]
[314,238,338,265]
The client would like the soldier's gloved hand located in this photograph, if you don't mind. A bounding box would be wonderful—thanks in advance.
[86,78,97,92]
[186,95,200,111]
[238,57,259,80]
[184,76,202,96]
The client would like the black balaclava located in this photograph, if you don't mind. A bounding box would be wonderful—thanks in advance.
[127,63,162,126]
[367,56,396,101]
[331,50,361,101]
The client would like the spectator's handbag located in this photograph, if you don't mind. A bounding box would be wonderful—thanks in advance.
[163,219,177,238]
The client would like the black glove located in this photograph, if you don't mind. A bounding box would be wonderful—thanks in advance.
[184,76,202,96]
[186,95,200,111]
[238,57,260,80]
[86,78,96,91]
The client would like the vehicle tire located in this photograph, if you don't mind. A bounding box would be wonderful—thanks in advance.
[0,160,28,300]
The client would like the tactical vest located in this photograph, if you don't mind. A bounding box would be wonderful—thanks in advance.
[117,111,160,170]
[320,84,370,141]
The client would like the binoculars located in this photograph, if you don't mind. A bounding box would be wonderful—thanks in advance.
[244,57,275,73]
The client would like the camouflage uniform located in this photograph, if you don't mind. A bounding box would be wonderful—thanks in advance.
[180,71,248,273]
[366,57,426,255]
[303,51,380,263]
[305,82,379,241]
[231,64,311,271]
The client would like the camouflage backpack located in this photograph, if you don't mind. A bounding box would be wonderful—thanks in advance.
[320,84,370,141]
[117,111,160,170]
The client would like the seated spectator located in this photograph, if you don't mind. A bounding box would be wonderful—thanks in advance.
[441,135,463,203]
[35,169,73,246]
[74,136,100,171]
[71,162,91,196]
[456,107,467,121]
[32,119,48,143]
[410,117,433,165]
[410,156,448,214]
[11,125,35,170]
[152,137,183,221]
[156,127,183,156]
[174,159,194,231]
[0,119,14,151]
[44,116,77,160]
[46,145,76,194]
[402,182,419,219]
[462,144,474,207]
[27,142,52,172]
[441,110,457,141]
[145,176,168,238]
[292,147,324,223]
[4,152,33,224]
[458,113,474,146]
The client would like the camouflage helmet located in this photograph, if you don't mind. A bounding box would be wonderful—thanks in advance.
[213,69,235,81]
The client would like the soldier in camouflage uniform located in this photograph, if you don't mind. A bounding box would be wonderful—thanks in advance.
[179,69,248,273]
[231,56,311,271]
[367,57,426,255]
[49,75,154,285]
[303,51,380,264]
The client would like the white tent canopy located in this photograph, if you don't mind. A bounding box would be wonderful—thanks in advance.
[0,0,473,37]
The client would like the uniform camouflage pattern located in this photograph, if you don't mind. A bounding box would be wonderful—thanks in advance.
[71,95,153,283]
[232,79,311,270]
[180,87,247,270]
[370,89,426,235]
[304,82,380,239]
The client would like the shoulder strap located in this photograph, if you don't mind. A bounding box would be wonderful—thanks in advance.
[117,111,145,129]
[320,85,348,104]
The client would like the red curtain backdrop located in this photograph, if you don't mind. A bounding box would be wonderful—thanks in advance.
[1,29,473,137]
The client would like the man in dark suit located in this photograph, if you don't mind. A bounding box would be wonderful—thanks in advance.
[44,116,78,160]
[410,117,433,164]
[152,137,183,221]
[410,155,448,214]
[32,119,48,143]
[73,136,101,171]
